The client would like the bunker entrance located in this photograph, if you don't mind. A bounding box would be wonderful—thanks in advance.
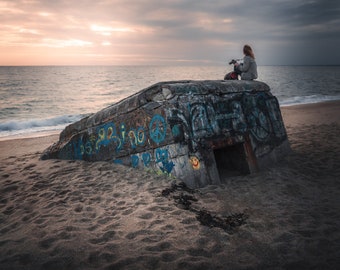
[214,143,250,179]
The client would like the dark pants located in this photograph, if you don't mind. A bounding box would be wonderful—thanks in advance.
[234,64,242,75]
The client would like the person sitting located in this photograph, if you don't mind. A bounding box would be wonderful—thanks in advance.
[234,45,258,80]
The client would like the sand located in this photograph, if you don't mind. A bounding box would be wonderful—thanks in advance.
[1,101,339,270]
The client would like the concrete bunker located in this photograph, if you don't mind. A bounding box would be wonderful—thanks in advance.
[42,80,290,188]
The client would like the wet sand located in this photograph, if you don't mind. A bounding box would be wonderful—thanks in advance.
[1,101,339,269]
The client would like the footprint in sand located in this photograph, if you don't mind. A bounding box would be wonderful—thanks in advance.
[39,237,57,249]
[2,184,18,194]
[74,204,83,213]
[3,206,16,215]
[1,222,20,234]
[57,231,73,240]
[65,225,77,232]
[27,173,41,179]
[87,251,117,266]
[145,241,172,252]
[23,163,37,170]
[97,217,112,225]
[125,229,150,240]
[89,230,116,245]
[161,252,178,262]
[181,217,197,225]
[0,197,8,205]
[138,212,154,220]
[112,192,122,198]
[122,208,134,215]
[116,200,126,206]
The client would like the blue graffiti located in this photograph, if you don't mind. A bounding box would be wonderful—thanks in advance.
[76,120,149,158]
[171,125,180,137]
[128,128,137,149]
[155,148,175,174]
[142,152,152,167]
[113,159,123,164]
[96,123,117,151]
[155,148,168,163]
[149,114,167,144]
[161,160,175,174]
[128,127,146,149]
[131,155,139,168]
[191,104,214,136]
[73,137,85,160]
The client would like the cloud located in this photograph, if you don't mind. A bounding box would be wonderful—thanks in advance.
[0,0,339,65]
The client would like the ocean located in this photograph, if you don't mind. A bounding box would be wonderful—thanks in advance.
[1,65,339,140]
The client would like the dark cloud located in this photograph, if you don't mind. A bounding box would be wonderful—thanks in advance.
[1,0,339,65]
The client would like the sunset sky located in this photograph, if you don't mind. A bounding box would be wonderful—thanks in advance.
[1,0,339,66]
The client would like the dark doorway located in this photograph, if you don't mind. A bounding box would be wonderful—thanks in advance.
[214,143,250,178]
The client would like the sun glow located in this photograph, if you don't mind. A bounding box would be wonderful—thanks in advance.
[41,38,93,48]
[38,12,53,17]
[101,41,111,46]
[90,24,134,36]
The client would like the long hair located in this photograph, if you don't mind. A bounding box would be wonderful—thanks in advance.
[243,45,255,59]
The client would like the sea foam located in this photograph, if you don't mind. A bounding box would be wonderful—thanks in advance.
[0,114,89,139]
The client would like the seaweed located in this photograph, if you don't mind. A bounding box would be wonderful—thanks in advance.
[160,182,248,232]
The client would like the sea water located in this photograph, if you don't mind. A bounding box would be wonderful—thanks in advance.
[1,65,339,140]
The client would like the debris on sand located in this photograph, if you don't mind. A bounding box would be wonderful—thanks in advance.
[161,182,248,232]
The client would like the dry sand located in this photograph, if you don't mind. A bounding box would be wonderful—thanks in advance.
[1,101,339,270]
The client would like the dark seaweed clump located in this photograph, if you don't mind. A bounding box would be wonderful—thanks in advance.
[161,182,248,232]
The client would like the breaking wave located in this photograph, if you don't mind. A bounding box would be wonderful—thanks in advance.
[279,94,340,106]
[0,114,89,139]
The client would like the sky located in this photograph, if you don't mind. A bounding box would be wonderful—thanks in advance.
[1,0,339,66]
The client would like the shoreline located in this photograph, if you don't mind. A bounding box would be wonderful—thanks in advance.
[0,130,61,143]
[1,100,339,269]
[280,99,340,127]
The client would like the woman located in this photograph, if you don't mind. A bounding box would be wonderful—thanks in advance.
[235,45,258,80]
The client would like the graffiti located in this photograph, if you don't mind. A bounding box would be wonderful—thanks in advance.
[266,98,286,139]
[142,152,152,167]
[127,127,146,149]
[79,134,97,155]
[75,116,157,158]
[128,129,137,149]
[189,156,200,170]
[149,114,167,144]
[190,103,216,137]
[230,101,247,132]
[168,110,191,147]
[241,94,274,142]
[169,100,247,152]
[120,123,126,141]
[131,155,139,168]
[168,93,284,147]
[247,109,271,141]
[113,159,123,164]
[120,148,175,174]
[95,123,120,152]
[155,148,175,174]
[171,124,181,137]
[75,114,167,158]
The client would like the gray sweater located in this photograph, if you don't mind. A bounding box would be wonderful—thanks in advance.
[239,56,258,80]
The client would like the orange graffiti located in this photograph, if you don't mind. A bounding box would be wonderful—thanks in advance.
[189,156,200,170]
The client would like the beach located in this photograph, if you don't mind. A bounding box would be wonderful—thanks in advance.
[1,101,339,270]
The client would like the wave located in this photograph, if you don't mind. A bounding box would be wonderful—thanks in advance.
[279,94,340,106]
[0,114,90,139]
